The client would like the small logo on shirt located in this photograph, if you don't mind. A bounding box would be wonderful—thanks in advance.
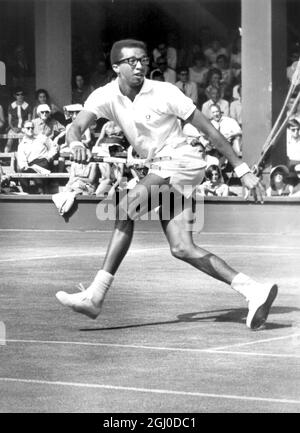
[146,115,151,120]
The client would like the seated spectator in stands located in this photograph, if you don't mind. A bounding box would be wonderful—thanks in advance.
[52,161,100,215]
[55,104,91,154]
[286,119,300,170]
[215,54,233,95]
[202,86,229,118]
[230,85,242,126]
[72,74,93,105]
[204,39,228,67]
[230,37,241,80]
[0,164,22,194]
[17,120,58,193]
[152,41,177,70]
[5,87,31,152]
[188,54,209,106]
[150,56,176,84]
[266,165,293,197]
[291,164,300,196]
[197,164,229,197]
[150,70,165,81]
[32,104,65,139]
[0,103,5,131]
[209,103,242,156]
[32,89,60,120]
[175,67,198,105]
[205,68,226,99]
[93,120,128,155]
[90,58,114,89]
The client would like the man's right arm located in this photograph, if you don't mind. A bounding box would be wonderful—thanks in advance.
[67,110,97,162]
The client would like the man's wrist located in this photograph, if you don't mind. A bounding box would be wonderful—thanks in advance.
[234,162,251,178]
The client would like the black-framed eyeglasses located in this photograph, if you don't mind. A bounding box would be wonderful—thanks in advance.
[16,92,24,96]
[25,126,34,130]
[40,111,50,114]
[117,56,150,67]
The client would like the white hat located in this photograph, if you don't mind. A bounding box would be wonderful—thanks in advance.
[294,163,300,173]
[270,165,289,177]
[64,104,83,112]
[37,104,51,114]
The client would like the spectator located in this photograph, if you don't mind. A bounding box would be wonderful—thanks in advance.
[175,67,198,105]
[93,120,128,155]
[5,87,31,152]
[150,56,176,84]
[291,164,300,196]
[187,138,220,168]
[17,120,58,193]
[215,54,234,91]
[197,164,229,197]
[205,68,226,99]
[204,39,228,67]
[209,103,242,156]
[230,37,242,80]
[152,41,177,70]
[229,85,242,126]
[90,58,114,89]
[188,53,209,105]
[266,165,293,197]
[32,104,65,139]
[0,103,5,131]
[150,70,165,81]
[202,87,229,118]
[32,89,60,120]
[286,118,300,169]
[72,74,93,105]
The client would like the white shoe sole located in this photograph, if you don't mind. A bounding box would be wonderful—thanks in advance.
[247,284,278,330]
[55,291,101,319]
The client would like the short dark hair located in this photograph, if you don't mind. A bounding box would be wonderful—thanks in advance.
[110,39,147,65]
[205,164,222,180]
[35,88,49,100]
[178,66,189,75]
[287,118,300,129]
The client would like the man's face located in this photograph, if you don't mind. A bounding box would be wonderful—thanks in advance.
[39,110,50,122]
[38,93,47,104]
[210,106,221,121]
[210,88,220,103]
[75,75,84,88]
[289,124,300,138]
[24,122,34,137]
[114,47,148,87]
[179,71,189,83]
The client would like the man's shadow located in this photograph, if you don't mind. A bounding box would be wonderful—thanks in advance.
[80,306,298,332]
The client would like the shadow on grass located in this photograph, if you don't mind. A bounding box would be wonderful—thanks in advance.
[80,306,297,332]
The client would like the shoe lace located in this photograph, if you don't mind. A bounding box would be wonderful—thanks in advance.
[76,282,86,292]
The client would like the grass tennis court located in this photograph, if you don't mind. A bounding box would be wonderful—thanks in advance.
[0,216,299,413]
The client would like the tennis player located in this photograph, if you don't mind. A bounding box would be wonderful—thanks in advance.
[56,39,277,330]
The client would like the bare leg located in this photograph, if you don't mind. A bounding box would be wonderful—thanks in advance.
[160,194,237,284]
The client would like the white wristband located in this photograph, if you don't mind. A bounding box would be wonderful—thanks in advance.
[234,162,251,178]
[70,141,85,151]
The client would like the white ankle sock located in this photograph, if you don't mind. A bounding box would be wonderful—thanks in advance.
[231,273,258,301]
[86,270,114,305]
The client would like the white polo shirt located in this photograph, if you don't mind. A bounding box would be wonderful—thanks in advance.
[84,78,196,160]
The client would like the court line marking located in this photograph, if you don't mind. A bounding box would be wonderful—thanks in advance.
[205,350,300,358]
[1,245,300,264]
[0,229,299,236]
[208,333,300,351]
[5,335,300,358]
[0,377,299,405]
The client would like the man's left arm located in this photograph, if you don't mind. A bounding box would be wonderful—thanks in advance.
[186,108,265,201]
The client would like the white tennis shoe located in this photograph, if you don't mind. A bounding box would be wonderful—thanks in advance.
[246,283,278,330]
[55,289,103,319]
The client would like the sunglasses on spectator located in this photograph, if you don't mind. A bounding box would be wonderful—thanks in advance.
[40,111,50,114]
[290,127,299,131]
[16,92,24,96]
[117,56,150,67]
[25,126,34,129]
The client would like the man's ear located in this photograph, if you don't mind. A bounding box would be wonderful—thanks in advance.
[112,64,119,75]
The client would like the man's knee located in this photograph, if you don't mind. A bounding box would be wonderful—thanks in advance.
[170,242,194,260]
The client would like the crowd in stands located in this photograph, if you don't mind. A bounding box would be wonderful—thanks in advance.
[1,34,300,199]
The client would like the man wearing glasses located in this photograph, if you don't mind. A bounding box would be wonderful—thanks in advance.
[56,39,277,331]
[17,120,58,193]
[5,87,31,152]
[32,103,65,139]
